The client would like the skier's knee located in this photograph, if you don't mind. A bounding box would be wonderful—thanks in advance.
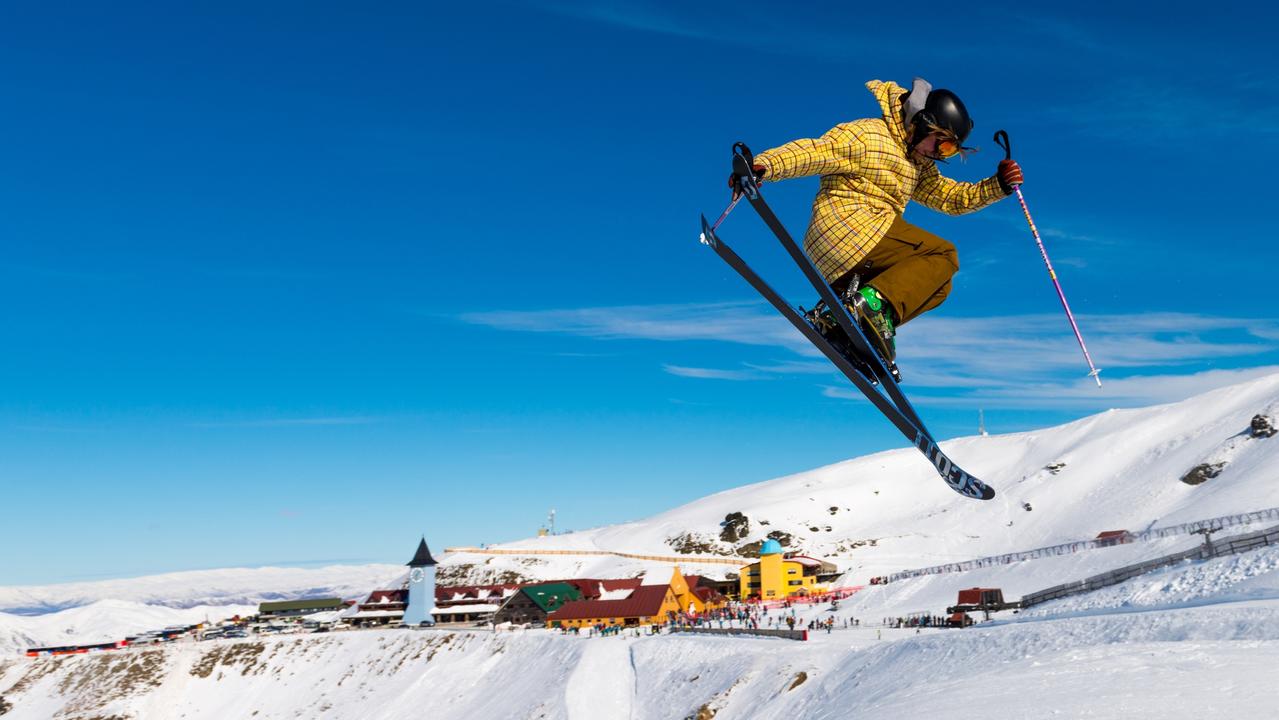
[938,240,959,273]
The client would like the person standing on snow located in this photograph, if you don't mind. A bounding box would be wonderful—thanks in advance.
[729,78,1023,365]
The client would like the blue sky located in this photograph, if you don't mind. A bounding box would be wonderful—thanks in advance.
[3,2,1278,584]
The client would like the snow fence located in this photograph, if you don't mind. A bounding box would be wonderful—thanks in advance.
[885,505,1279,583]
[1020,522,1279,608]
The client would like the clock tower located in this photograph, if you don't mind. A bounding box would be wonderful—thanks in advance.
[402,537,438,626]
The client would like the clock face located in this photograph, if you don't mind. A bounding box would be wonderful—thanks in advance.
[410,567,425,583]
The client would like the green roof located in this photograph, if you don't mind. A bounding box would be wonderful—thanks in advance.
[521,583,581,613]
[259,598,344,614]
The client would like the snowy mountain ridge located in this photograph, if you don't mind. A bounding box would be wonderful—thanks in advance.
[442,372,1279,588]
[0,564,404,616]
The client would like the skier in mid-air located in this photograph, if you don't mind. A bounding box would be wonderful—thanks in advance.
[729,77,1024,366]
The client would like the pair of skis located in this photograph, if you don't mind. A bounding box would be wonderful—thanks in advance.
[699,143,994,500]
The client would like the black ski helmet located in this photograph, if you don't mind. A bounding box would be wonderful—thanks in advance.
[904,82,974,151]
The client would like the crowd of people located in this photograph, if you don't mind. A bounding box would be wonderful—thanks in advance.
[663,598,867,635]
[549,590,980,639]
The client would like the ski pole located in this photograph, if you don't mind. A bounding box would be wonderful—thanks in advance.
[700,143,761,244]
[698,188,742,247]
[709,195,740,233]
[994,130,1102,387]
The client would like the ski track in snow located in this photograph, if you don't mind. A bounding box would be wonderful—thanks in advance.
[565,637,636,720]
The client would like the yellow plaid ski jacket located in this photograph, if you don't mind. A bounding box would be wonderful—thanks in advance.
[753,80,1008,283]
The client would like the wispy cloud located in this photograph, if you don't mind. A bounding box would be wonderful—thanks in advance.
[976,207,1123,251]
[527,1,989,61]
[663,364,765,381]
[1033,78,1279,142]
[459,301,814,354]
[8,423,101,434]
[532,0,710,40]
[743,359,835,375]
[188,416,380,428]
[905,366,1279,410]
[999,11,1118,56]
[464,300,1279,410]
[884,314,1279,407]
[892,313,1279,400]
[1,262,131,284]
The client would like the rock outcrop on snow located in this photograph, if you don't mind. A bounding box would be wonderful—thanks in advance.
[1251,413,1276,438]
[668,532,724,556]
[718,512,750,543]
[1178,404,1279,486]
[1182,462,1226,486]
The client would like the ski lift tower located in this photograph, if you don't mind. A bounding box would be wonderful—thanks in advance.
[979,409,989,437]
[547,508,556,536]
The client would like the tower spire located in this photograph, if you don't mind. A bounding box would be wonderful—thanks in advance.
[407,537,438,567]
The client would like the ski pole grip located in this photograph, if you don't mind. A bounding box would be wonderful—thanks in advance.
[731,142,760,200]
[993,130,1012,161]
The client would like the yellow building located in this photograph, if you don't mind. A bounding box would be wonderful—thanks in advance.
[738,539,831,600]
[547,566,726,629]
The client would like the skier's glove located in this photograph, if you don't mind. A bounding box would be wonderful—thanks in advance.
[996,159,1024,194]
[729,164,767,200]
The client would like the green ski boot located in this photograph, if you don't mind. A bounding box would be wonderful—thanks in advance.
[850,286,896,366]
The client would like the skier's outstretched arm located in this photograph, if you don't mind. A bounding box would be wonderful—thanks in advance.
[752,122,869,182]
[911,162,1010,216]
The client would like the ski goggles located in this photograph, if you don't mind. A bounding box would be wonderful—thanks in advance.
[929,125,976,160]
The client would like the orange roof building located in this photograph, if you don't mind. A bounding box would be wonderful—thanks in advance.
[546,566,725,629]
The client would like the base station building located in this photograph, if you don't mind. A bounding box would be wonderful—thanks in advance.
[546,567,725,629]
[737,539,838,601]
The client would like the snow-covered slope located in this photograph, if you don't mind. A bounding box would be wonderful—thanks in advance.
[0,600,257,656]
[5,374,1279,718]
[3,568,1277,720]
[0,564,404,657]
[444,373,1279,587]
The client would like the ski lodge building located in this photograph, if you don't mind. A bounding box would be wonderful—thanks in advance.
[492,582,582,625]
[545,567,726,629]
[346,589,409,627]
[257,598,347,620]
[737,539,838,601]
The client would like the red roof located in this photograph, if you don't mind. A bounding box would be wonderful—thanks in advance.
[552,578,643,600]
[436,584,520,603]
[692,586,723,603]
[363,589,406,605]
[547,586,673,622]
[1095,530,1131,539]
